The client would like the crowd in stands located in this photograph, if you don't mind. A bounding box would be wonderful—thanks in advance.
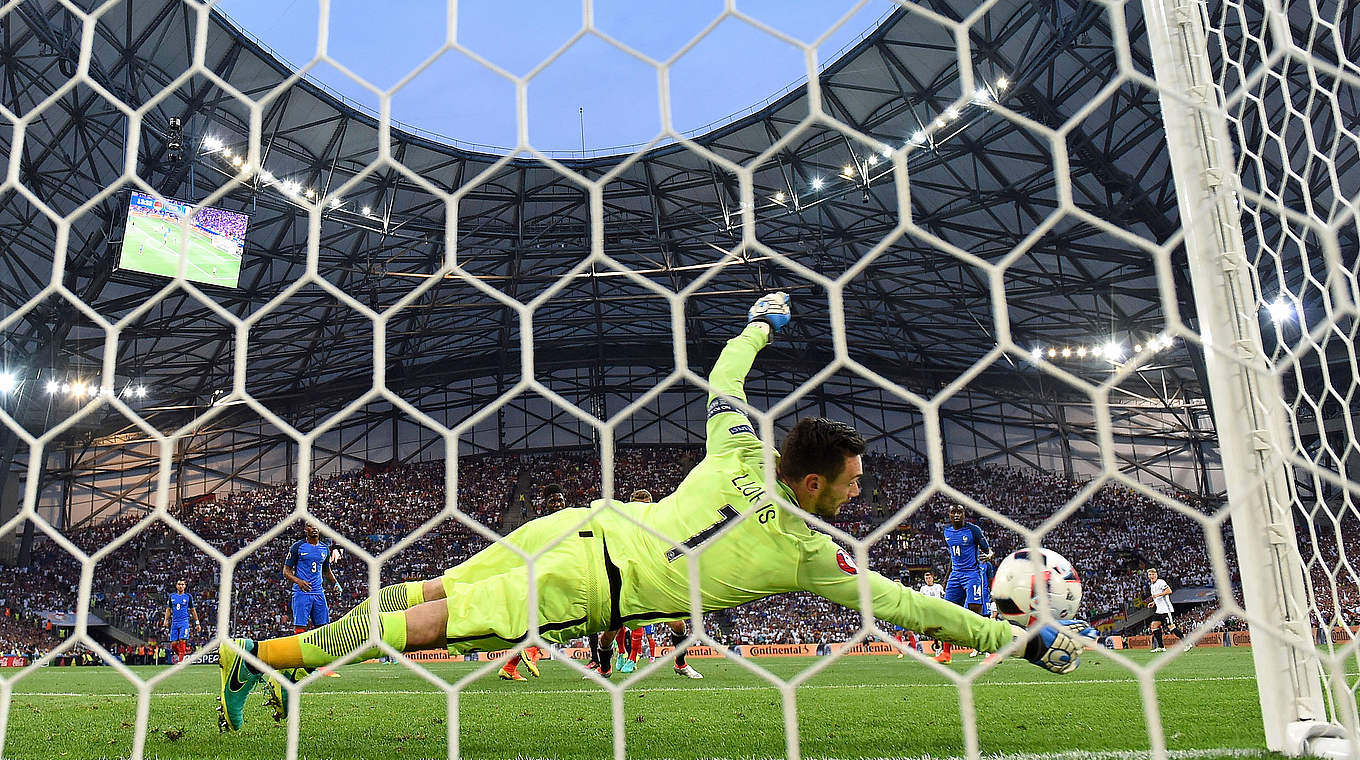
[1,447,1356,658]
[190,205,247,242]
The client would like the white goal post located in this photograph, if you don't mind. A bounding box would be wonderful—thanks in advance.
[1142,0,1358,755]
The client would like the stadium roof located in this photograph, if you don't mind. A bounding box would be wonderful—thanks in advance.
[0,0,1347,506]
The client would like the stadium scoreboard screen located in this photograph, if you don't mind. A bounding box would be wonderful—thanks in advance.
[117,192,248,288]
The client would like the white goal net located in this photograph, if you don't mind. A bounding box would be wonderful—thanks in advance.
[0,0,1356,759]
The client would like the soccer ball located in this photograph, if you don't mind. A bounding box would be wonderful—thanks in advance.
[990,548,1082,626]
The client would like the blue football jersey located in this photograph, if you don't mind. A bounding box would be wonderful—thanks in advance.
[286,539,331,594]
[168,592,193,623]
[943,522,989,573]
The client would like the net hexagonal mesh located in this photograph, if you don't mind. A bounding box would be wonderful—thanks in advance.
[0,0,1356,759]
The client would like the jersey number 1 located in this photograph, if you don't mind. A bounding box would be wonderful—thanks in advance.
[666,505,740,562]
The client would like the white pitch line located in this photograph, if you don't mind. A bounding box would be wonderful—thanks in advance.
[11,674,1258,699]
[637,751,1266,760]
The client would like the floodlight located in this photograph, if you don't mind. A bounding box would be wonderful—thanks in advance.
[136,385,147,398]
[1061,347,1071,358]
[46,380,59,394]
[774,191,786,203]
[811,178,824,190]
[0,372,14,394]
[911,131,926,144]
[997,77,1009,89]
[202,136,223,152]
[1267,299,1293,324]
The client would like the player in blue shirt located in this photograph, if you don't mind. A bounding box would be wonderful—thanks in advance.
[969,559,999,659]
[937,504,993,663]
[284,523,341,633]
[280,523,343,684]
[163,579,200,665]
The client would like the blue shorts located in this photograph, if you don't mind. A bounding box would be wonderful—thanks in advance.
[169,623,191,642]
[945,572,985,607]
[643,624,654,635]
[291,592,330,628]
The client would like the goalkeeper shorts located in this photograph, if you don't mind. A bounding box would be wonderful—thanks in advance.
[440,507,615,653]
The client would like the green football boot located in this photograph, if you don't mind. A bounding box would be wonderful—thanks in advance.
[262,667,307,722]
[218,638,262,731]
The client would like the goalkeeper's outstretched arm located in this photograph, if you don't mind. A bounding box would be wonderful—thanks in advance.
[797,534,1094,673]
[704,292,790,457]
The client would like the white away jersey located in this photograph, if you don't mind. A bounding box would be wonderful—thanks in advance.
[920,583,945,599]
[1150,578,1174,613]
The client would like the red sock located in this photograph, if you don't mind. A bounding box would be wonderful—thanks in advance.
[646,635,656,656]
[615,629,628,652]
[295,626,307,634]
[629,628,644,662]
[908,632,918,649]
[942,642,952,655]
[502,653,521,670]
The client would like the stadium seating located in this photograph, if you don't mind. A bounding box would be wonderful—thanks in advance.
[1,448,1353,656]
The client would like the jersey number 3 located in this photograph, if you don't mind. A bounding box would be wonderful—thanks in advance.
[666,505,740,562]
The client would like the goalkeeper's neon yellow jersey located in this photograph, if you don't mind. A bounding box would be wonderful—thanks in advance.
[593,324,1013,652]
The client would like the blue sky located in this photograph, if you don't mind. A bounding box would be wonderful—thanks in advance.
[217,0,898,153]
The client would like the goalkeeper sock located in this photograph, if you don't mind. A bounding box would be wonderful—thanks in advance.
[258,611,408,669]
[403,580,426,608]
[941,642,952,656]
[297,610,407,668]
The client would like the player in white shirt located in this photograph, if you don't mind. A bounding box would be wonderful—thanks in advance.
[1146,568,1189,652]
[914,571,946,658]
[919,571,945,599]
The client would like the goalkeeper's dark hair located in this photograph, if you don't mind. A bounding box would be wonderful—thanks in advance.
[779,417,866,482]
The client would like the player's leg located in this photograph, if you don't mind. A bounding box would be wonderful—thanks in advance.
[291,592,310,635]
[594,630,617,678]
[223,510,603,729]
[938,583,968,662]
[613,627,628,671]
[625,627,644,669]
[966,579,985,655]
[667,620,701,678]
[1149,616,1164,651]
[585,632,602,675]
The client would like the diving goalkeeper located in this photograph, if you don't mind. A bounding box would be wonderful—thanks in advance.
[217,292,1093,730]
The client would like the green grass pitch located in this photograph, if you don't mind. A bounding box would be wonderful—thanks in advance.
[1,647,1301,760]
[119,215,242,289]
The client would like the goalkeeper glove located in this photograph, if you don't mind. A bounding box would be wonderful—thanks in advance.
[1015,619,1096,675]
[748,292,791,332]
